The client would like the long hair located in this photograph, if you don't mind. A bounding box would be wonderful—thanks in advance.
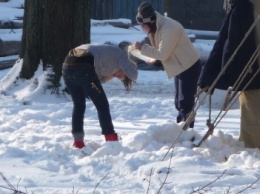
[118,42,137,91]
[146,15,157,34]
[122,76,135,91]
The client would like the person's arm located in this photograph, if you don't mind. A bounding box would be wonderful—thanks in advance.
[130,43,156,65]
[141,27,181,61]
[100,76,114,83]
[135,42,143,50]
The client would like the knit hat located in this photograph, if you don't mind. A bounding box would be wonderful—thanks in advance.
[136,1,156,24]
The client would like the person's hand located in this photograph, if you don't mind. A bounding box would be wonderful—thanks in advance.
[196,86,209,105]
[146,59,156,65]
[199,86,210,93]
[196,86,214,96]
[134,41,143,50]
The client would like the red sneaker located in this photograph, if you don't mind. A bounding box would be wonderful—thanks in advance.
[105,133,118,141]
[73,140,85,149]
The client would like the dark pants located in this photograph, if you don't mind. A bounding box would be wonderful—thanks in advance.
[62,55,114,137]
[174,60,202,128]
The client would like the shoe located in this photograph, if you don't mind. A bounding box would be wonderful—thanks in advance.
[105,133,118,141]
[73,140,85,149]
[177,111,194,128]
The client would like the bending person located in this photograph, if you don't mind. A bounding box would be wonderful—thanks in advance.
[62,44,138,149]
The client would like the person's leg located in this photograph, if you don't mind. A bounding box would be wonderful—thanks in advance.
[69,85,86,140]
[176,60,201,128]
[174,76,182,123]
[63,67,87,148]
[70,87,86,148]
[239,89,260,148]
[81,70,117,141]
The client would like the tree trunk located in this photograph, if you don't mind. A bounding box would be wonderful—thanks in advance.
[20,0,43,79]
[20,0,91,92]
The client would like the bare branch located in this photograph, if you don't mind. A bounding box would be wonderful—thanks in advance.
[224,186,232,194]
[92,172,110,194]
[236,177,260,194]
[0,172,16,190]
[0,172,27,194]
[72,186,82,194]
[190,170,226,194]
[157,149,174,193]
[146,168,153,194]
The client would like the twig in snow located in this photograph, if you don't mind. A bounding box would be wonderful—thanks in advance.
[72,186,82,194]
[92,172,110,194]
[0,172,26,194]
[190,170,226,194]
[145,168,153,194]
[236,177,260,194]
[224,186,232,194]
[157,148,174,194]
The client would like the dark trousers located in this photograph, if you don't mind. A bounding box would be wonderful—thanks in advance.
[174,60,202,128]
[62,57,114,136]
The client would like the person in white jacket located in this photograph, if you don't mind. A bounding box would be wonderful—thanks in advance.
[134,1,202,128]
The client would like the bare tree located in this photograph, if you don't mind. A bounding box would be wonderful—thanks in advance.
[19,0,91,93]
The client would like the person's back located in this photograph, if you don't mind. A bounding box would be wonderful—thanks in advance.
[75,44,137,83]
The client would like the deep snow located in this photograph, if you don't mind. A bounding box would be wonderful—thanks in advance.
[0,1,260,194]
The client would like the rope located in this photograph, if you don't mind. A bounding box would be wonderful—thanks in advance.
[162,15,260,158]
[213,46,260,128]
[214,45,260,125]
[191,16,260,147]
[206,94,212,127]
[232,44,260,91]
[207,15,260,95]
[195,45,260,147]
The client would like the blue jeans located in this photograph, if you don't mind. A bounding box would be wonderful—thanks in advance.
[62,64,114,136]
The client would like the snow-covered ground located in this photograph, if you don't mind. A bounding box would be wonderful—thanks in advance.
[0,1,260,194]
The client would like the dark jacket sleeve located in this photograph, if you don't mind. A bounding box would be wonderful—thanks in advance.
[198,0,260,91]
[197,13,229,88]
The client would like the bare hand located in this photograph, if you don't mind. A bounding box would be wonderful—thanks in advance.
[146,59,156,65]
